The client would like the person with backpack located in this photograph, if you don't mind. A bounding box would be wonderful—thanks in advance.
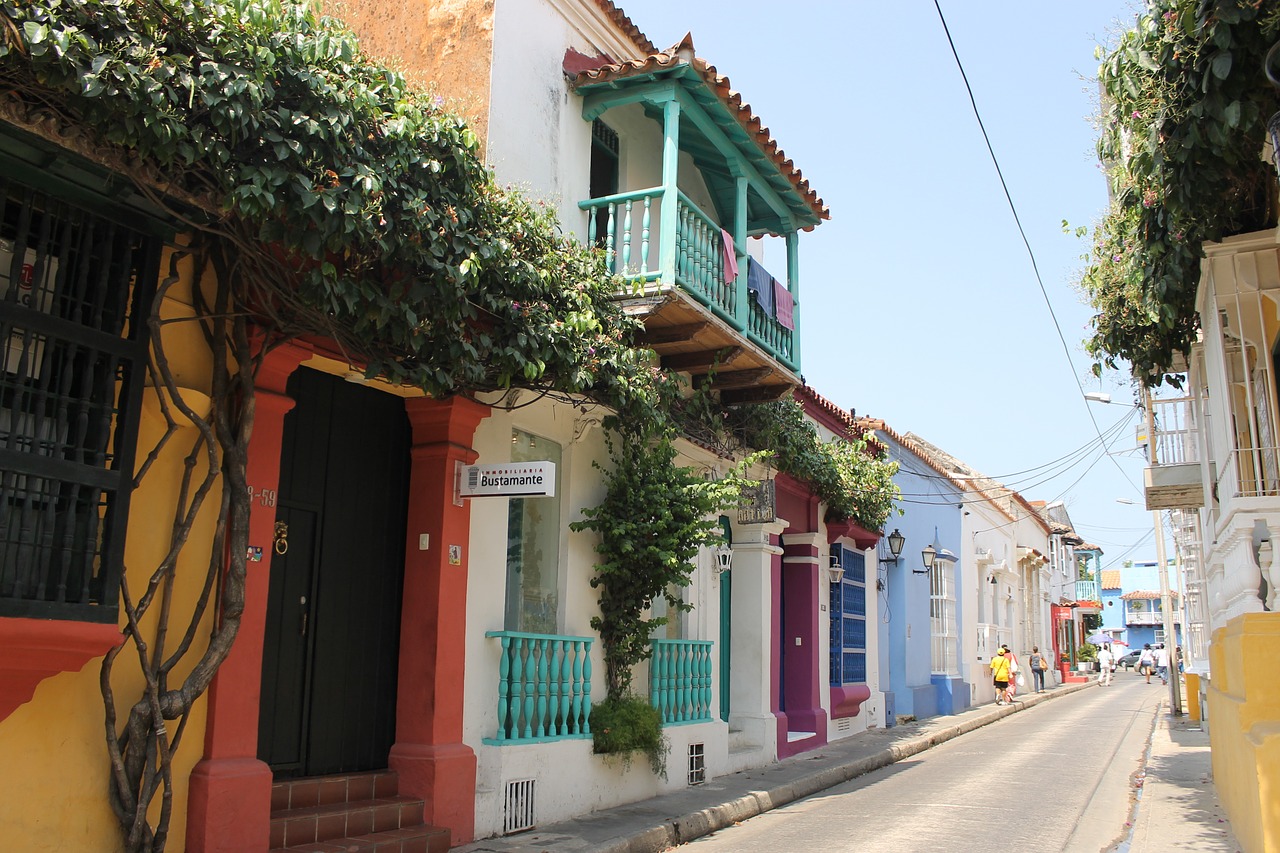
[990,647,1012,705]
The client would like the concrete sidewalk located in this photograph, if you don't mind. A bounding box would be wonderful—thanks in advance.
[1124,699,1241,852]
[457,680,1101,853]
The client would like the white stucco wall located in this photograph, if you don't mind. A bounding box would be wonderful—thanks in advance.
[486,0,724,256]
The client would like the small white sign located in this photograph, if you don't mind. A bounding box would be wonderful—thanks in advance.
[459,461,556,498]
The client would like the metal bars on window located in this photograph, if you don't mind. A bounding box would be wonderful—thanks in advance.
[0,179,155,621]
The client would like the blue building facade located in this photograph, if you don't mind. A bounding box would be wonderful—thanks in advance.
[872,427,968,722]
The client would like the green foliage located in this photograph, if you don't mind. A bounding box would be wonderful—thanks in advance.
[589,695,668,776]
[0,0,652,405]
[571,419,755,701]
[1081,1,1280,384]
[1077,642,1098,663]
[726,399,901,531]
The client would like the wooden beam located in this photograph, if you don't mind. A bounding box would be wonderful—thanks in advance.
[661,346,743,371]
[720,384,795,405]
[692,367,773,390]
[638,322,710,346]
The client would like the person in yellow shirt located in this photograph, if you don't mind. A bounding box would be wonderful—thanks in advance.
[990,647,1012,705]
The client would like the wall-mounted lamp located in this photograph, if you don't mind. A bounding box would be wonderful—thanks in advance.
[879,528,905,564]
[713,544,733,576]
[917,528,956,575]
[919,541,936,575]
[827,553,844,585]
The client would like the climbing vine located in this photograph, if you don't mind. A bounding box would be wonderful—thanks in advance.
[570,416,757,701]
[714,397,900,532]
[1081,0,1280,383]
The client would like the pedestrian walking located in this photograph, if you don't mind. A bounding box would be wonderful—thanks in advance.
[1002,644,1022,700]
[1096,644,1115,686]
[1139,643,1155,683]
[1028,646,1049,692]
[990,647,1012,705]
[1155,643,1170,685]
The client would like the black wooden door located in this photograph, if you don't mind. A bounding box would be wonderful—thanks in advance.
[258,368,410,777]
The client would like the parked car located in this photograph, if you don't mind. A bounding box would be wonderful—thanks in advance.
[1116,649,1142,670]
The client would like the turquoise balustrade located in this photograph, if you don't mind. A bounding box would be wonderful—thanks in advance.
[746,298,796,371]
[580,187,663,282]
[675,191,737,326]
[484,631,593,744]
[648,639,713,725]
[579,190,799,372]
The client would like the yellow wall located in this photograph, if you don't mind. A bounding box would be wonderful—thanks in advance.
[325,0,496,149]
[1207,612,1280,853]
[0,244,221,851]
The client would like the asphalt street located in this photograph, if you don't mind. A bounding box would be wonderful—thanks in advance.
[680,677,1165,852]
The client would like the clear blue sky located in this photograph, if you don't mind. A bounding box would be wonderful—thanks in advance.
[624,1,1158,564]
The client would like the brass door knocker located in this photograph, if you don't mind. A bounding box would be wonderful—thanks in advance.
[273,520,289,555]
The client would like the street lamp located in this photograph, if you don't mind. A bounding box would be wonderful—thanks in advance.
[1086,389,1183,716]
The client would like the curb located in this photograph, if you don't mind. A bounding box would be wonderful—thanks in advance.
[595,679,1097,853]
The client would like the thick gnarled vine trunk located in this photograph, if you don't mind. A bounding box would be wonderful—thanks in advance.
[100,237,264,852]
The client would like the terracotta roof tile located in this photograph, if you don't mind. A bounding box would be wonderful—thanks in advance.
[570,34,828,226]
[592,0,658,56]
[1120,590,1169,600]
[1100,569,1122,590]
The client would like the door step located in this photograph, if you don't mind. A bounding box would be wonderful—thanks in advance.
[270,770,450,853]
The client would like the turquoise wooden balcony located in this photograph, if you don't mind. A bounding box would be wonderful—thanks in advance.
[648,639,713,725]
[571,42,829,404]
[580,189,796,373]
[484,631,593,744]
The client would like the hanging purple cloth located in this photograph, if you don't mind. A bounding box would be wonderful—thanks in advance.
[746,257,773,315]
[719,228,739,284]
[773,278,794,330]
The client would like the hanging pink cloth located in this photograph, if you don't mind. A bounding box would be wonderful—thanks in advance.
[773,278,794,330]
[720,228,739,283]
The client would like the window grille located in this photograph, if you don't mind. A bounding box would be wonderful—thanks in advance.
[829,546,867,685]
[592,119,619,156]
[687,742,705,786]
[502,778,536,835]
[0,178,156,622]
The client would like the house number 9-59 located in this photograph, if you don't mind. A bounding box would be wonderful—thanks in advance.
[245,485,277,507]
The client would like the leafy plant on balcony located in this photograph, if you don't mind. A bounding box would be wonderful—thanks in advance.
[0,1,663,848]
[721,398,901,531]
[1080,1,1280,384]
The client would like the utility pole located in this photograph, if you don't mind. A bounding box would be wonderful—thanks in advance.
[1144,386,1184,717]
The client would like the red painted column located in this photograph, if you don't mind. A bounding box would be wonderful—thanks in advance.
[187,341,310,853]
[389,396,490,846]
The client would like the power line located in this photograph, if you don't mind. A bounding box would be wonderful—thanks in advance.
[931,0,1142,497]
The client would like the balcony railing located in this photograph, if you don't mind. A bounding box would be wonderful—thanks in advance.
[1074,579,1101,603]
[581,189,797,372]
[1216,445,1280,500]
[1124,610,1164,626]
[1149,396,1199,465]
[484,631,593,744]
[649,639,713,725]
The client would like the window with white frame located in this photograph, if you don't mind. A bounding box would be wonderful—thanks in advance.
[930,556,957,675]
[503,429,562,633]
[829,545,866,685]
